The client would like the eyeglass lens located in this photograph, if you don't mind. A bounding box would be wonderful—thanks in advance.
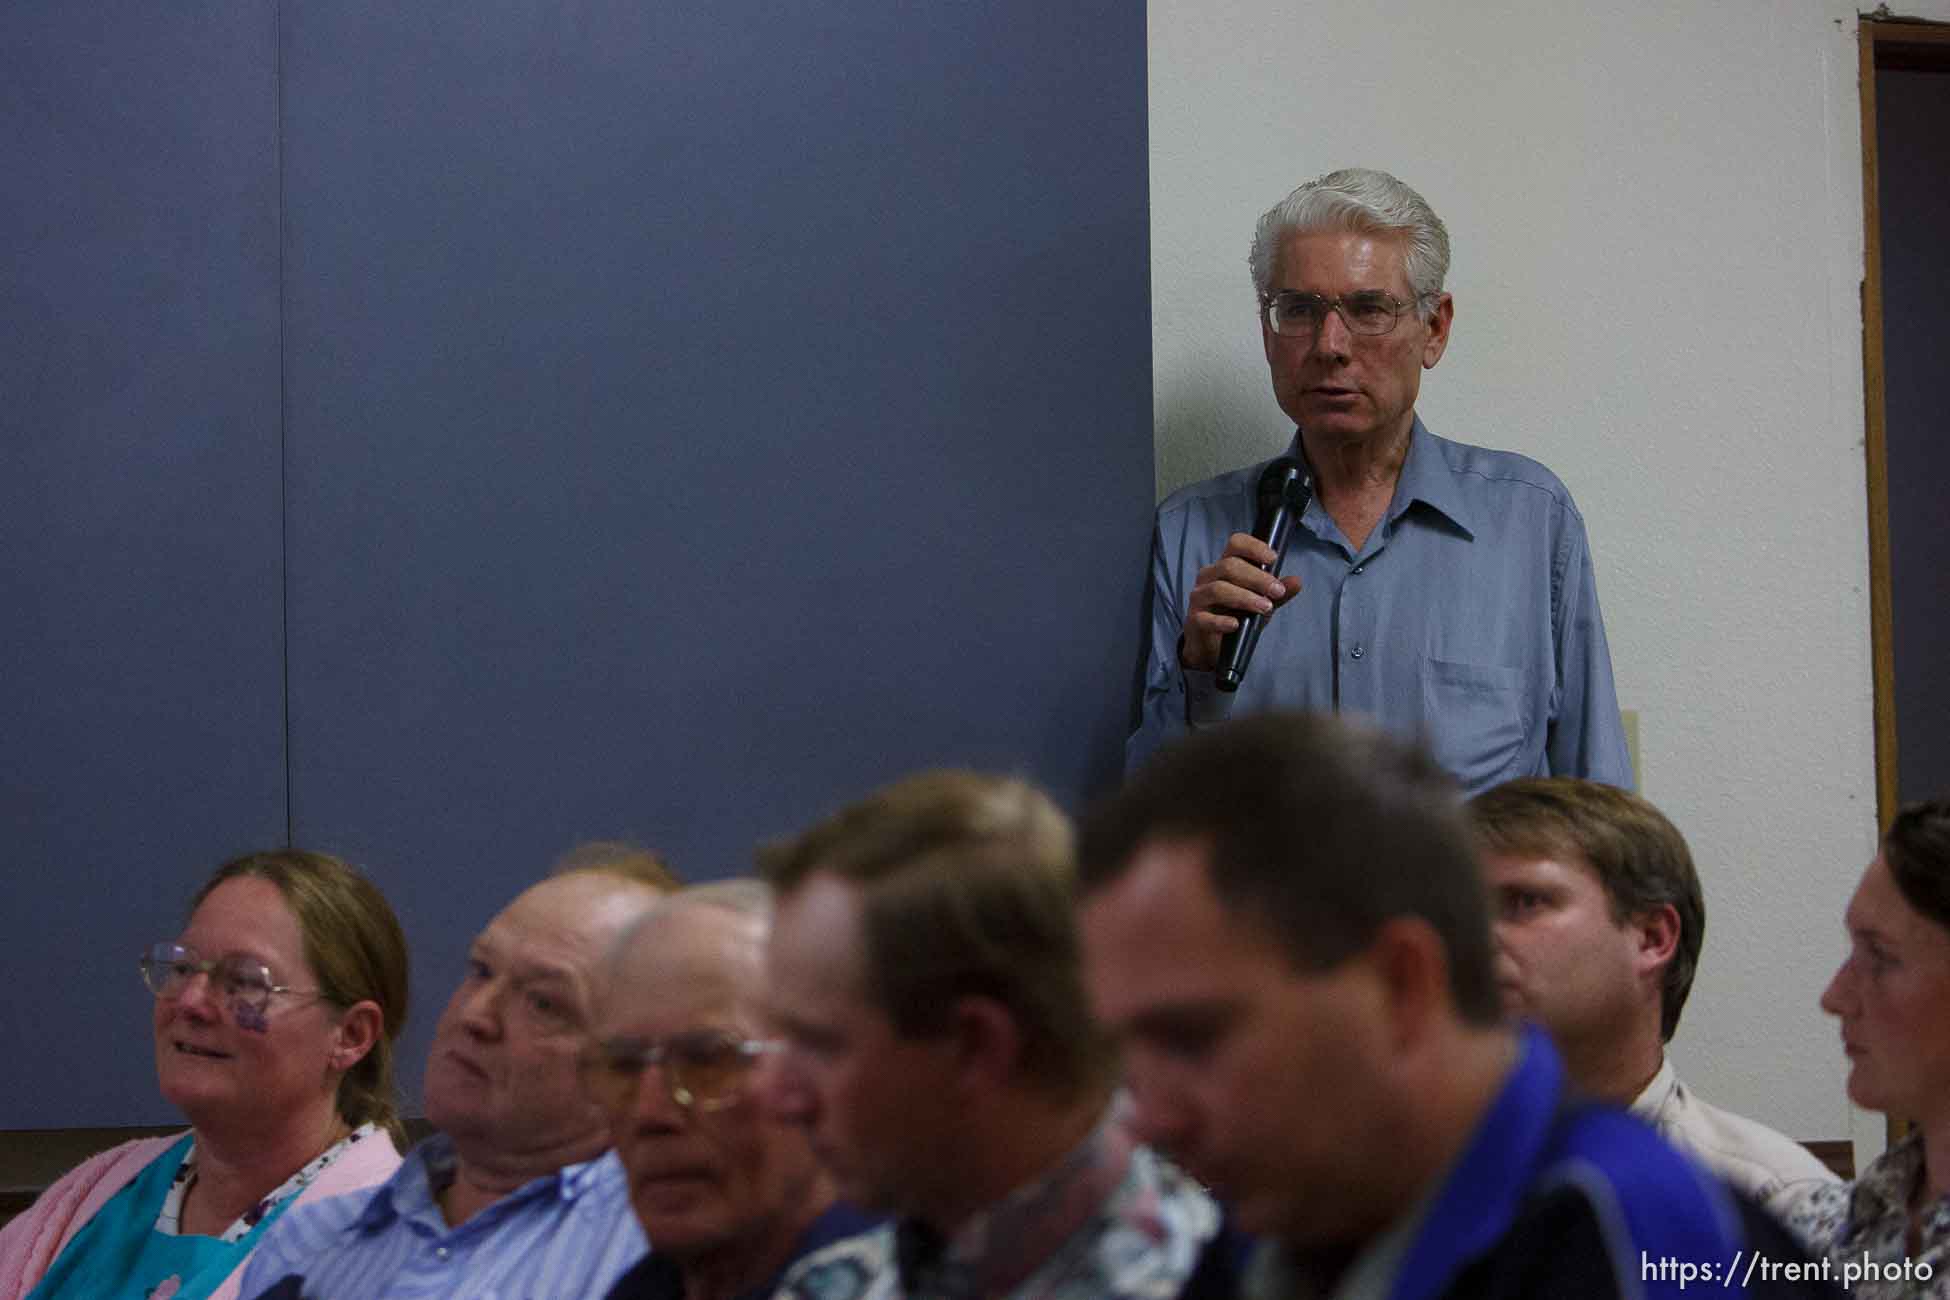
[582,1032,764,1112]
[1267,292,1407,337]
[139,944,277,1011]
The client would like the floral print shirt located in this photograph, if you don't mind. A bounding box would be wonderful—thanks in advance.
[153,1123,380,1244]
[775,1108,1219,1300]
[1783,1132,1950,1298]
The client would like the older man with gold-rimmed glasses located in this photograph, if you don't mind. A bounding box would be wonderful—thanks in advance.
[586,881,876,1300]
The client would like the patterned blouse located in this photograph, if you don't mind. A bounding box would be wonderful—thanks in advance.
[153,1123,380,1243]
[775,1108,1219,1300]
[1782,1131,1950,1299]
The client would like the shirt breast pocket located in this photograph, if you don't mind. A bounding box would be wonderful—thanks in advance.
[1420,657,1529,786]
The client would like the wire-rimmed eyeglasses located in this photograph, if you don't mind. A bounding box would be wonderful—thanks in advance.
[1261,290,1427,339]
[139,942,324,1015]
[578,1029,781,1113]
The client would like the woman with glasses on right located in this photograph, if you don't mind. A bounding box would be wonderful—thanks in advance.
[0,849,409,1300]
[1788,799,1950,1297]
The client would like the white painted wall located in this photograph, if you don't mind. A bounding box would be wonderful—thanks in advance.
[1149,0,1950,1149]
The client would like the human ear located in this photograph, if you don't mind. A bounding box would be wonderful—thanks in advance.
[1370,917,1448,1051]
[329,999,384,1073]
[1632,904,1682,976]
[947,995,1023,1093]
[1421,294,1454,368]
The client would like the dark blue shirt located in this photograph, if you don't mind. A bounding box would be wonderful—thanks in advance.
[602,1201,881,1300]
[1243,1028,1837,1300]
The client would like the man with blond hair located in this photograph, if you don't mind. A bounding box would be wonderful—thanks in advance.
[1466,777,1837,1219]
[761,771,1234,1300]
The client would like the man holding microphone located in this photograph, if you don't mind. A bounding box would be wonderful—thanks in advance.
[1132,167,1632,793]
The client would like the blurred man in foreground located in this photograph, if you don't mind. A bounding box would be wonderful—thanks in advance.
[762,771,1233,1300]
[1078,714,1833,1299]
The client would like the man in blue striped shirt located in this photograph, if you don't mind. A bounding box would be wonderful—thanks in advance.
[240,856,677,1299]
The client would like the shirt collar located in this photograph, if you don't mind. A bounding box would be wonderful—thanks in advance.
[796,1201,886,1262]
[1250,1177,1441,1300]
[1628,1053,1679,1122]
[353,1135,447,1231]
[894,1104,1132,1300]
[1389,1025,1562,1300]
[169,1123,378,1244]
[1287,417,1477,541]
[619,1202,883,1300]
[1850,1129,1927,1224]
[1249,1029,1549,1300]
[353,1133,614,1232]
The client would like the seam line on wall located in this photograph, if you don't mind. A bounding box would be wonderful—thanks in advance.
[277,0,293,846]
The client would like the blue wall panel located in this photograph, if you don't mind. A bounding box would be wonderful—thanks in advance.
[279,5,1152,1108]
[1,1,1149,1126]
[2,4,286,1126]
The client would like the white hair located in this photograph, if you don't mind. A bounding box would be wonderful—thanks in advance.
[658,878,774,922]
[598,879,775,1020]
[605,878,773,968]
[1247,168,1451,312]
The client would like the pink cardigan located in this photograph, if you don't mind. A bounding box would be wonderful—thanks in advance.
[0,1128,402,1300]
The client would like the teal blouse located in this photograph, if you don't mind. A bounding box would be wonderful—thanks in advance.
[26,1134,298,1300]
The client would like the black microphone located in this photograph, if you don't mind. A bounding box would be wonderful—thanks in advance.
[1214,456,1313,693]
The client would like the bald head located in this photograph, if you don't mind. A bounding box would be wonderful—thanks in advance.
[603,882,772,1023]
[422,865,671,1183]
[529,870,674,957]
[592,881,834,1273]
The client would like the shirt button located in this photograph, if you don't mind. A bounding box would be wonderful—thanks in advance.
[1351,565,1363,575]
[1351,645,1364,660]
[436,1247,450,1260]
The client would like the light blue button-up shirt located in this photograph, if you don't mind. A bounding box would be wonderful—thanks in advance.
[1130,419,1633,794]
[237,1135,647,1300]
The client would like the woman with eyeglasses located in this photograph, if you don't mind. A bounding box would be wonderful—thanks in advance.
[1783,799,1950,1297]
[0,850,410,1300]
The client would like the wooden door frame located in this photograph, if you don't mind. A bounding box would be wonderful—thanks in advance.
[1857,16,1950,1153]
[1859,19,1950,832]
